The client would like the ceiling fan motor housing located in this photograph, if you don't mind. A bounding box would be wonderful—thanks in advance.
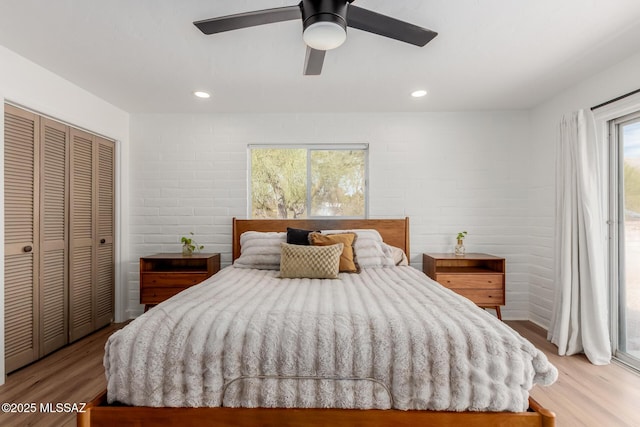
[301,0,348,32]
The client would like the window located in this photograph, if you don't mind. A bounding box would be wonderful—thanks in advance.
[610,111,640,370]
[249,144,368,219]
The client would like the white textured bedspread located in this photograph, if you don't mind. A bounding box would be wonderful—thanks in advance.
[105,266,557,411]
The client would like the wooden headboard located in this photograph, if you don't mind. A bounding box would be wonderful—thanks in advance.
[232,217,410,262]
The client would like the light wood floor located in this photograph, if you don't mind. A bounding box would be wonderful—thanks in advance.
[508,321,640,427]
[0,320,639,426]
[0,323,125,427]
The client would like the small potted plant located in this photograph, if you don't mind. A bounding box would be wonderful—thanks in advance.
[181,232,204,256]
[455,231,467,256]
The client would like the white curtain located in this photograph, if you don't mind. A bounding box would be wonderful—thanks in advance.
[548,109,611,365]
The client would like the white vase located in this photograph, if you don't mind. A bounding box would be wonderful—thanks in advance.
[454,239,466,256]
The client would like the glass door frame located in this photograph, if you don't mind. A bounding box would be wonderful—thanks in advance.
[609,111,640,371]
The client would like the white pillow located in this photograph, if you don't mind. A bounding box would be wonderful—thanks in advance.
[321,229,395,268]
[384,243,409,266]
[234,231,286,270]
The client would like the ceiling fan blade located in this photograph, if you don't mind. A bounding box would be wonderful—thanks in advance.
[303,46,325,75]
[194,5,301,35]
[347,5,437,47]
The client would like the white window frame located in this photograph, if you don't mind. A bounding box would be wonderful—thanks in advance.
[247,143,369,219]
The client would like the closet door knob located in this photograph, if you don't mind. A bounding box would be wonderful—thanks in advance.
[23,245,33,253]
[100,239,106,244]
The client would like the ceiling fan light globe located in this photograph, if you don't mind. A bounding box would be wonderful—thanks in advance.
[303,21,346,50]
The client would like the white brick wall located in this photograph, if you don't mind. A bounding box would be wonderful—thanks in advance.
[129,111,532,318]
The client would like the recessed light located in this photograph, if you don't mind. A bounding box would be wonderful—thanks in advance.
[411,90,427,98]
[194,91,211,99]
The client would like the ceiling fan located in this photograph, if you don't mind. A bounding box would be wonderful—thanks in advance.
[194,0,437,75]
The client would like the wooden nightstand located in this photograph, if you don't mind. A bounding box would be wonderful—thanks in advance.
[423,253,505,320]
[140,253,221,311]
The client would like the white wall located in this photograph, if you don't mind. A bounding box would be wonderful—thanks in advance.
[0,45,130,384]
[129,111,532,319]
[528,50,640,328]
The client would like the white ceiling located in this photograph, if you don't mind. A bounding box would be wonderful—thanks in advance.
[1,0,640,114]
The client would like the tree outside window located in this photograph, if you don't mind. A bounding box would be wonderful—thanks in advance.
[250,145,368,219]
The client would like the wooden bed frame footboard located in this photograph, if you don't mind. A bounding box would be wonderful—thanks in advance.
[77,390,555,427]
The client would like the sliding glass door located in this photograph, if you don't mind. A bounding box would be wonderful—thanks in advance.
[612,112,640,368]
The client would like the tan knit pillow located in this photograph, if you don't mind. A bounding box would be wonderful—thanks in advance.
[308,232,359,273]
[279,242,343,279]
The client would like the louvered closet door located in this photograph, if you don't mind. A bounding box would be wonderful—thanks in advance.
[69,128,95,342]
[39,117,69,355]
[4,105,40,372]
[95,137,114,328]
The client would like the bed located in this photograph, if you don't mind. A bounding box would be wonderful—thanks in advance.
[78,217,557,427]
